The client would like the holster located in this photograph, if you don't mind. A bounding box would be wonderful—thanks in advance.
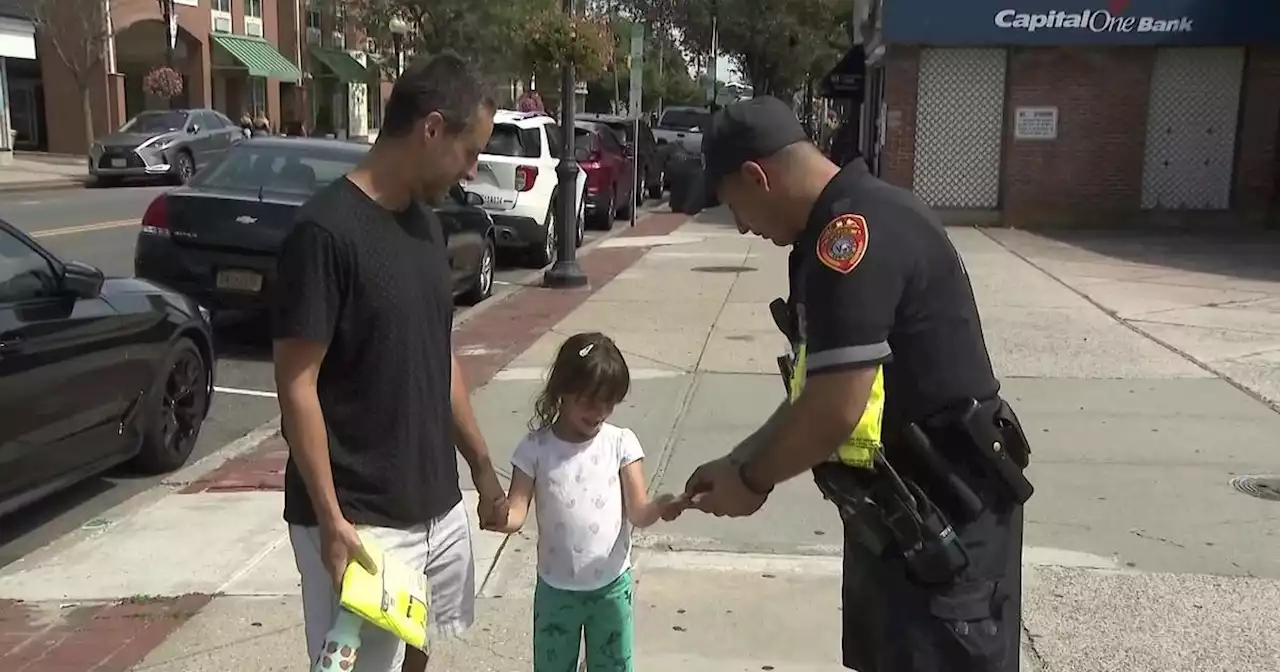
[922,397,1035,513]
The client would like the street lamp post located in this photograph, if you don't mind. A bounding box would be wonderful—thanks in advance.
[388,17,409,77]
[542,0,588,289]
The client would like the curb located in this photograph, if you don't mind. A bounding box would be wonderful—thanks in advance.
[0,178,87,193]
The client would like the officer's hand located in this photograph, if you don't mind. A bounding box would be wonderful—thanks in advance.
[683,454,734,499]
[686,458,767,518]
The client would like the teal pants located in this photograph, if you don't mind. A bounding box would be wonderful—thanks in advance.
[533,570,634,672]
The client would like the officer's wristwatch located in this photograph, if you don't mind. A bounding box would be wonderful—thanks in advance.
[738,461,775,497]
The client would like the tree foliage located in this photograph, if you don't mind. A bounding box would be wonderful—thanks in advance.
[583,16,702,112]
[342,0,614,83]
[19,0,119,146]
[650,0,850,98]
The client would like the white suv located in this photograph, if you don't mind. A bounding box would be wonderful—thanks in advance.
[463,110,587,267]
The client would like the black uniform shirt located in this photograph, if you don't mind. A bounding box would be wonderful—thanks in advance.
[788,161,1000,431]
[273,177,462,529]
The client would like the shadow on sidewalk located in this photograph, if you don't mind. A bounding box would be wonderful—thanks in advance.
[1031,228,1280,283]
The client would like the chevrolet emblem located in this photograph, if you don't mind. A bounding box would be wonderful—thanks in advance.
[235,215,257,224]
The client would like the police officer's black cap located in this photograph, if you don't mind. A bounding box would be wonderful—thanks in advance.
[702,96,810,194]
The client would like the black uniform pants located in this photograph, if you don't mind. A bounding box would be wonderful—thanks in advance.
[840,504,1024,672]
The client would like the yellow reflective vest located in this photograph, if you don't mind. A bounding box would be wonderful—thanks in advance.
[788,343,885,469]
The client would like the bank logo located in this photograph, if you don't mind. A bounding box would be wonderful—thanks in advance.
[994,3,1193,35]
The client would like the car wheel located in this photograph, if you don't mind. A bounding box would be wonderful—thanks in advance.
[636,171,648,205]
[528,205,558,268]
[590,189,615,230]
[173,151,195,185]
[130,337,210,474]
[460,237,496,305]
[648,168,664,199]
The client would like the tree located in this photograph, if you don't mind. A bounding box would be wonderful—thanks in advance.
[340,0,566,86]
[584,16,700,113]
[667,0,848,99]
[21,0,118,149]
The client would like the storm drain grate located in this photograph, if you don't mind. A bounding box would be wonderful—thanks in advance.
[1230,475,1280,501]
[691,266,757,273]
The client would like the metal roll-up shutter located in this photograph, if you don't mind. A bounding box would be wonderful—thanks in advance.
[912,48,1007,209]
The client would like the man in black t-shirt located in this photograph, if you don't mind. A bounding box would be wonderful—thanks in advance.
[272,54,505,672]
[680,97,1032,672]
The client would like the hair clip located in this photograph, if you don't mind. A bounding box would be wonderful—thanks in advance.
[578,343,595,357]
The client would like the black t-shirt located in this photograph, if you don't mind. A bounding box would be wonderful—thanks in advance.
[273,177,461,528]
[788,161,999,432]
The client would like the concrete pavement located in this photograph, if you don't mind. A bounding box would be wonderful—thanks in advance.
[2,207,1279,670]
[0,154,88,191]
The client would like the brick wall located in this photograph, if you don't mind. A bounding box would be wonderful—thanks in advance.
[1235,46,1280,217]
[1002,47,1153,227]
[880,45,919,189]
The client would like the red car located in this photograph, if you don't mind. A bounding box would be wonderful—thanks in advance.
[575,121,635,229]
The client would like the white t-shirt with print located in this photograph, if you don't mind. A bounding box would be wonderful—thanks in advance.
[510,423,644,592]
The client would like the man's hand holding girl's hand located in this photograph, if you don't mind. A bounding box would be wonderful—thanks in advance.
[656,492,694,521]
[473,461,511,532]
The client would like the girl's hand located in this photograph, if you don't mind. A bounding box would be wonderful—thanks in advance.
[656,493,692,522]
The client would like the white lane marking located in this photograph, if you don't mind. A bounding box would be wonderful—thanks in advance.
[214,386,278,398]
[30,219,136,238]
[16,200,43,205]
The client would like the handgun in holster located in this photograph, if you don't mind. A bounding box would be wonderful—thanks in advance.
[951,398,1035,509]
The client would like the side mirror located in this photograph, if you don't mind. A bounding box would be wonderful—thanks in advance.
[464,191,484,207]
[573,146,591,162]
[62,260,105,298]
[187,124,200,134]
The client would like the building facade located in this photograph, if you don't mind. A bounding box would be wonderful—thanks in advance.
[856,0,1280,227]
[25,0,392,155]
[0,1,35,159]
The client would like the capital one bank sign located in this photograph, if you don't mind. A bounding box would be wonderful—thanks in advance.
[882,0,1280,45]
[993,8,1193,36]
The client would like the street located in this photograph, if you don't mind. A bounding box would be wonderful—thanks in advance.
[0,184,632,568]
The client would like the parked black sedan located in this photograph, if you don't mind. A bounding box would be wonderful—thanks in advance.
[133,138,497,320]
[0,219,215,517]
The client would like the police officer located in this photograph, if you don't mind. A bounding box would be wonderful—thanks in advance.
[682,96,1033,672]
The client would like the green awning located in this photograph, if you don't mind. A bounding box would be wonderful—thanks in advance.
[211,33,302,82]
[311,47,371,83]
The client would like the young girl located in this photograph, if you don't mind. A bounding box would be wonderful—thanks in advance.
[495,332,684,672]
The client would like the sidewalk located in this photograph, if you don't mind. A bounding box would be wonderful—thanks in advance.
[0,154,88,192]
[2,208,1279,671]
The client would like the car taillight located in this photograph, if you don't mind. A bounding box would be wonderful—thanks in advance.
[515,165,537,192]
[140,195,169,235]
[580,161,601,170]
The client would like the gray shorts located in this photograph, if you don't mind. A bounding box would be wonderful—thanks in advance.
[291,499,476,671]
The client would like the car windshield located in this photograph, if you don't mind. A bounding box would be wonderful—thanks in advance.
[120,111,189,134]
[190,143,364,196]
[659,109,709,131]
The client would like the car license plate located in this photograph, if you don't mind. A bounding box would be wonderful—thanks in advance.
[110,158,126,168]
[216,269,263,293]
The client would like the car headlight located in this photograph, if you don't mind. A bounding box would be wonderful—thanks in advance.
[139,137,177,152]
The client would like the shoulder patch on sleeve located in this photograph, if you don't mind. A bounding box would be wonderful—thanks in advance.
[815,214,869,274]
